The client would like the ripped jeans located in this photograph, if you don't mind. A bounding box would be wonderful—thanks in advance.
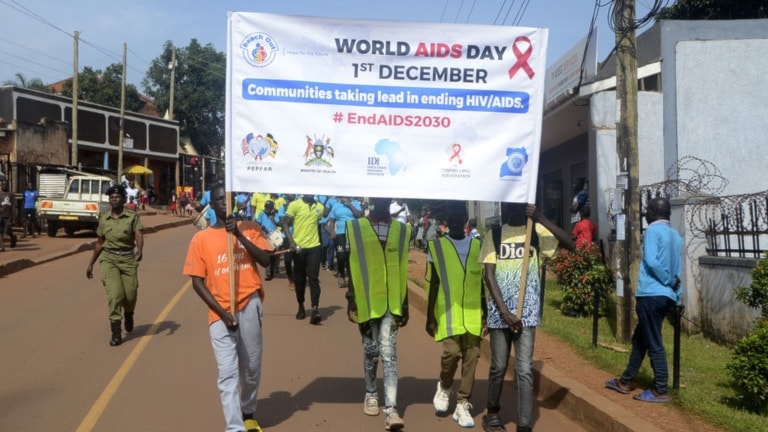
[360,311,400,408]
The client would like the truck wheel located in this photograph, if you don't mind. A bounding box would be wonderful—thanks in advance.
[47,223,58,237]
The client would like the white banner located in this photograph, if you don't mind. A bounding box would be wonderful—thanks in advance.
[226,12,548,203]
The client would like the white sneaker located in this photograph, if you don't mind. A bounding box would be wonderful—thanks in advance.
[364,395,380,416]
[452,401,475,428]
[433,381,451,413]
[384,407,404,431]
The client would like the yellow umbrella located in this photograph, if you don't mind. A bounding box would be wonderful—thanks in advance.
[124,164,153,175]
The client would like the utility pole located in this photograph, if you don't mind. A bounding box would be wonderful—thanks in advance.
[614,0,641,343]
[169,46,180,191]
[117,43,127,182]
[71,31,79,167]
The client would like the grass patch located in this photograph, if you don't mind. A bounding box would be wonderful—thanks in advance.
[540,279,768,432]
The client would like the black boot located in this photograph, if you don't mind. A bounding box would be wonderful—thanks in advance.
[124,313,134,332]
[110,320,122,346]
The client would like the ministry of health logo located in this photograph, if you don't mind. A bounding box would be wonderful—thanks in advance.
[241,32,279,68]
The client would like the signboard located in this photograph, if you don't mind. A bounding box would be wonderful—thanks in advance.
[226,12,548,202]
[544,29,597,108]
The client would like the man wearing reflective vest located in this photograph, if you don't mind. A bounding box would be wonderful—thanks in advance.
[425,200,485,428]
[346,197,411,432]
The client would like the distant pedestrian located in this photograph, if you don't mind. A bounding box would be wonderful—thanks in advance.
[86,185,144,347]
[572,206,597,249]
[179,190,189,218]
[23,182,41,238]
[169,192,178,216]
[0,180,17,251]
[605,197,683,403]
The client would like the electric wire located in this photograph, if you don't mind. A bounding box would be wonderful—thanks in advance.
[493,0,508,25]
[465,0,477,23]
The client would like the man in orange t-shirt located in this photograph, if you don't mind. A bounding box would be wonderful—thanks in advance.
[183,182,272,432]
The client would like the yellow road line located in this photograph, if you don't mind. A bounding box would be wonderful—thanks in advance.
[75,280,191,432]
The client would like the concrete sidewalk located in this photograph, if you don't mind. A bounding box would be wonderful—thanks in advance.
[0,211,660,431]
[0,209,194,277]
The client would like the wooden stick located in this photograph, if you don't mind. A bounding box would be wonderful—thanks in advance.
[225,191,236,317]
[516,216,534,319]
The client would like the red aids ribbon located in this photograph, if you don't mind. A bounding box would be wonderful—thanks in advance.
[449,143,463,164]
[508,36,535,79]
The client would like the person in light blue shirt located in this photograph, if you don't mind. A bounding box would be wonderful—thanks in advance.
[327,196,363,288]
[318,195,338,271]
[198,190,217,227]
[255,200,282,280]
[606,197,683,404]
[22,182,41,238]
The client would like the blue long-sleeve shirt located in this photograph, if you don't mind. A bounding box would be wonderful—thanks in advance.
[637,220,684,304]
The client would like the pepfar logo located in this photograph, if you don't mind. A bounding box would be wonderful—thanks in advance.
[241,32,279,68]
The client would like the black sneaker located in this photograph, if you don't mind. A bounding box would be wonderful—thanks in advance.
[310,307,321,325]
[296,305,306,320]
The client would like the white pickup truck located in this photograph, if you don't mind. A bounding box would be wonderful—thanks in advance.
[38,175,116,237]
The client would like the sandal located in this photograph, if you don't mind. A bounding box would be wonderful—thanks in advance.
[633,389,671,403]
[605,378,632,395]
[244,418,263,432]
[482,414,506,432]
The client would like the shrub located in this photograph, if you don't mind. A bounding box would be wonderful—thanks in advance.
[727,252,768,413]
[548,242,613,317]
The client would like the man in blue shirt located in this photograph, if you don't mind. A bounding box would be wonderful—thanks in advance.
[254,200,282,280]
[22,182,41,238]
[606,197,684,403]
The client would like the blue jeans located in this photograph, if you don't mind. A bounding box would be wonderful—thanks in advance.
[487,327,536,428]
[620,295,675,394]
[292,246,322,307]
[209,294,263,432]
[361,312,400,408]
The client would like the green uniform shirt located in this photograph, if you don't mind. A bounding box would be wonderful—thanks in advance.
[97,209,143,250]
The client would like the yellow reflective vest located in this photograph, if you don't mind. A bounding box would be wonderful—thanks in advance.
[347,218,411,323]
[428,236,484,340]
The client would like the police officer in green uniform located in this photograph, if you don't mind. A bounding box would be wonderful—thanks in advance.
[86,184,144,347]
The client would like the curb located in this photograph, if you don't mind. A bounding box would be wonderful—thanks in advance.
[0,217,193,278]
[406,279,659,432]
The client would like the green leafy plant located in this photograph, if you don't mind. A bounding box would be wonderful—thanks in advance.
[727,252,768,413]
[547,242,613,317]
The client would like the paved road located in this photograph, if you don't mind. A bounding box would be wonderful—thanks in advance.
[0,223,584,431]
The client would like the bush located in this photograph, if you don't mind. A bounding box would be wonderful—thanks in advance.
[548,242,613,317]
[727,252,768,413]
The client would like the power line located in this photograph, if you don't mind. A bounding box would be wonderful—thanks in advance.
[465,0,477,23]
[440,0,450,22]
[0,0,73,38]
[454,0,465,23]
[500,0,516,25]
[493,0,508,25]
[512,0,531,26]
[0,37,70,67]
[0,47,70,76]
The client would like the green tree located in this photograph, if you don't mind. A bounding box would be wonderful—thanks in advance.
[657,0,768,20]
[142,40,226,157]
[60,64,144,112]
[3,73,51,92]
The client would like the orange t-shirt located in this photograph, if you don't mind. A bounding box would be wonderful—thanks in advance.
[183,220,272,324]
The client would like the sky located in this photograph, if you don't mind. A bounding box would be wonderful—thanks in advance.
[0,0,656,88]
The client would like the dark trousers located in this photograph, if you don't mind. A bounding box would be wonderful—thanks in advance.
[292,245,322,307]
[620,295,675,394]
[333,234,350,278]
